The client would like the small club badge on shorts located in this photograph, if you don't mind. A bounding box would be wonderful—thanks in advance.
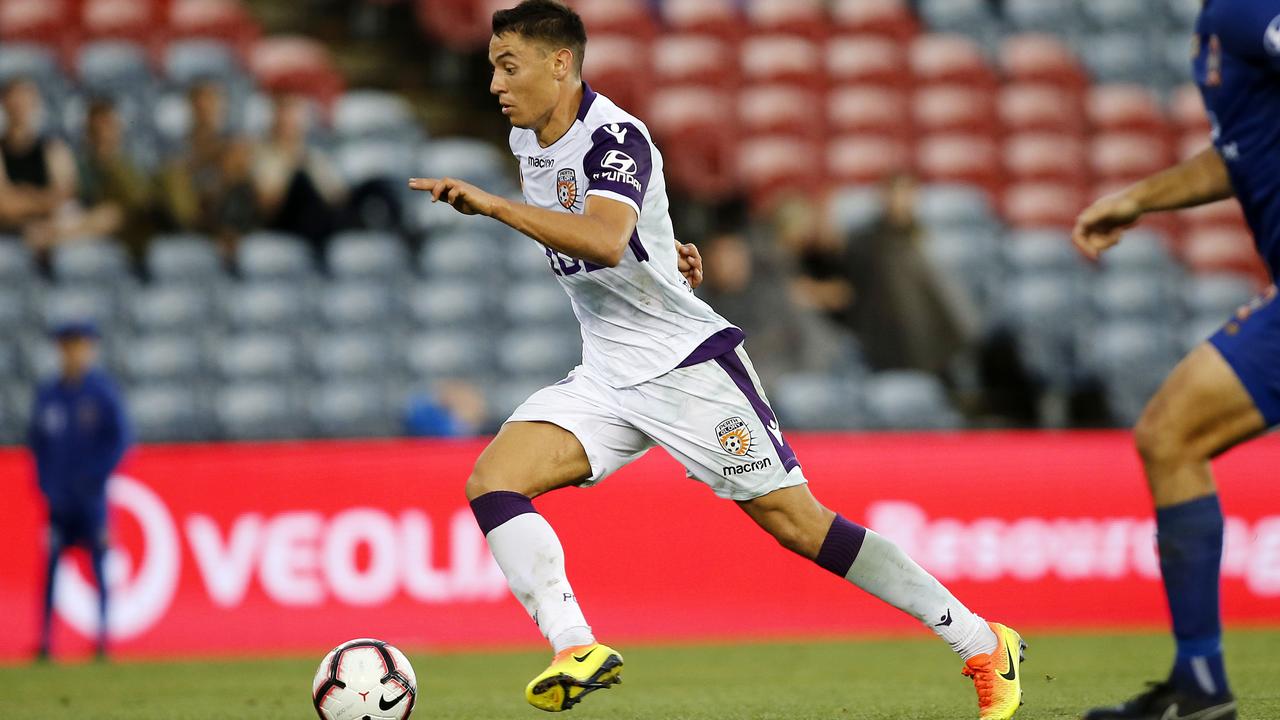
[556,168,578,209]
[716,416,755,457]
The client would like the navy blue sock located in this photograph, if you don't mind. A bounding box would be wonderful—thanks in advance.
[1157,495,1229,697]
[90,542,109,655]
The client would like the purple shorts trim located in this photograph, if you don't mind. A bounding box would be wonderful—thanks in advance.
[677,327,746,368]
[712,350,801,473]
[469,490,537,535]
[816,515,867,577]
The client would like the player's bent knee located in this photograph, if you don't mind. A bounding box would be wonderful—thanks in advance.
[463,464,529,502]
[1134,405,1195,472]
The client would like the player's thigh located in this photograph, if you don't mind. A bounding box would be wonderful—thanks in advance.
[736,484,835,560]
[1135,342,1267,469]
[466,421,593,500]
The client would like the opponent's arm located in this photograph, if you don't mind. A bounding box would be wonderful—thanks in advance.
[409,176,635,267]
[1072,147,1234,259]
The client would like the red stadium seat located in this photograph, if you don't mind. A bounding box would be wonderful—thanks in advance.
[827,134,911,184]
[582,34,651,113]
[744,0,826,39]
[0,0,73,45]
[1169,83,1212,133]
[168,0,257,46]
[1182,200,1250,232]
[571,0,655,39]
[651,34,734,87]
[1003,182,1085,228]
[827,85,910,138]
[740,34,823,87]
[739,84,822,138]
[916,133,1003,194]
[997,83,1086,134]
[249,36,344,106]
[645,85,732,136]
[660,0,740,40]
[912,85,997,135]
[826,35,908,88]
[1004,132,1089,185]
[81,0,160,43]
[1087,85,1168,135]
[737,134,822,204]
[999,34,1088,92]
[415,0,506,51]
[830,0,917,41]
[910,34,996,89]
[1089,132,1172,183]
[1182,226,1267,278]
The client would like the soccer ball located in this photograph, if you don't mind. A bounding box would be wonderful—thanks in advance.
[312,638,418,720]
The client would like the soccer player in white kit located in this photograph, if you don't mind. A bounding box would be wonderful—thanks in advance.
[409,2,1025,717]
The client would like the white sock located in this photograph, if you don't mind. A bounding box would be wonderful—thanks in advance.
[846,530,997,660]
[485,512,595,653]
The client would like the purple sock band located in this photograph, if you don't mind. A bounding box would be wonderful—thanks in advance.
[470,491,537,535]
[815,515,867,577]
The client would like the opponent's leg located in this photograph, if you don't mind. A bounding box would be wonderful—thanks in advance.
[38,526,65,661]
[466,420,629,712]
[89,532,110,660]
[739,485,1023,720]
[1085,343,1265,720]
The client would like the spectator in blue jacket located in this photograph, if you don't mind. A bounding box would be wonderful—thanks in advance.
[28,320,130,661]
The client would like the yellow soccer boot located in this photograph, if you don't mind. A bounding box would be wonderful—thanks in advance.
[525,642,623,712]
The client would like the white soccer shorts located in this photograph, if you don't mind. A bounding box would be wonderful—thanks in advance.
[507,344,807,501]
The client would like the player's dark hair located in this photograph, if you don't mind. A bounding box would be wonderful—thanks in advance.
[492,0,587,74]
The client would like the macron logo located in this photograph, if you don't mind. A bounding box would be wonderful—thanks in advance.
[603,123,628,144]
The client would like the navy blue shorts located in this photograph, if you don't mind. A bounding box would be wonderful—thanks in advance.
[1209,287,1280,428]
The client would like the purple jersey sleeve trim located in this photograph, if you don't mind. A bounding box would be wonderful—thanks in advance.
[713,349,801,473]
[469,490,537,535]
[676,327,746,368]
[576,81,597,121]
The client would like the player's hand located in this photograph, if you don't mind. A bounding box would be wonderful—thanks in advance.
[676,241,703,289]
[1071,191,1144,260]
[408,177,502,217]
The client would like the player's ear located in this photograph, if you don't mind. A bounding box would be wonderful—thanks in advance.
[551,47,574,81]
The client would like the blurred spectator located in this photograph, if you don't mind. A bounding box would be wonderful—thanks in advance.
[252,93,347,254]
[28,320,131,661]
[70,99,160,263]
[777,175,975,376]
[698,230,849,386]
[0,78,78,256]
[403,379,486,437]
[159,80,256,258]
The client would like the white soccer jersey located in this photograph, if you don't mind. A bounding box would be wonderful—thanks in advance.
[509,83,734,388]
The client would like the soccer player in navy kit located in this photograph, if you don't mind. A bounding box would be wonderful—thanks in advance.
[28,321,131,660]
[1073,2,1280,717]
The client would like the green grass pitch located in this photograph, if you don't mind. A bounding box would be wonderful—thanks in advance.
[3,630,1277,719]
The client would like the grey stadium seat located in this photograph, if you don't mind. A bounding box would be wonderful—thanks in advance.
[121,334,205,383]
[18,336,60,381]
[221,283,311,331]
[127,284,214,333]
[0,240,34,285]
[128,384,210,442]
[146,235,223,282]
[771,373,867,430]
[1183,314,1228,353]
[307,381,397,438]
[214,382,305,440]
[1080,0,1148,31]
[236,232,315,280]
[316,282,397,329]
[163,40,241,86]
[1080,34,1156,85]
[485,376,559,427]
[507,235,553,278]
[1185,274,1257,318]
[863,371,962,430]
[918,0,994,34]
[915,184,998,230]
[52,241,130,284]
[0,287,28,331]
[405,281,495,329]
[332,90,419,141]
[76,41,152,95]
[503,281,576,327]
[496,330,581,376]
[1003,229,1087,276]
[213,333,299,381]
[418,232,502,279]
[404,330,495,380]
[1004,0,1081,33]
[999,275,1083,384]
[311,332,393,380]
[1093,273,1180,322]
[417,138,511,190]
[326,231,410,281]
[0,44,65,92]
[335,139,418,186]
[1098,229,1176,276]
[39,287,116,331]
[826,186,882,236]
[1082,321,1181,377]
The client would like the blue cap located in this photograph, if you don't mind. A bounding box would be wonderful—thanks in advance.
[51,319,100,340]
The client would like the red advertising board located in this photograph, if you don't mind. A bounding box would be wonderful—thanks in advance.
[2,432,1279,661]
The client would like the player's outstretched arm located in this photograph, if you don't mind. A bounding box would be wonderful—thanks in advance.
[1072,147,1234,259]
[409,176,635,267]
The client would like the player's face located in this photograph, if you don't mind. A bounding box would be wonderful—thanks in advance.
[58,337,97,379]
[488,32,560,130]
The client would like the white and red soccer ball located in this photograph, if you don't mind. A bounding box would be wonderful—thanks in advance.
[312,638,418,720]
